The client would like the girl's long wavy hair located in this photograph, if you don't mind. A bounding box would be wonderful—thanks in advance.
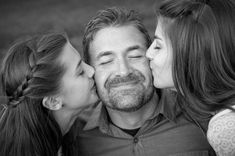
[156,0,235,120]
[0,33,67,156]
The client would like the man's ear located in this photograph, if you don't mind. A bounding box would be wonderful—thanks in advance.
[42,96,63,111]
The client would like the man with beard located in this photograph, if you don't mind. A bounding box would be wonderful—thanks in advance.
[63,7,215,156]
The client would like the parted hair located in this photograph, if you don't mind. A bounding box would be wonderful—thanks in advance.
[0,33,67,156]
[156,0,235,119]
[83,7,152,63]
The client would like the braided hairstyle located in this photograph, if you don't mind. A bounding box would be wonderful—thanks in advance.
[0,33,67,156]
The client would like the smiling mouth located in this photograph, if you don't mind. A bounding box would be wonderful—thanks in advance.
[109,81,140,88]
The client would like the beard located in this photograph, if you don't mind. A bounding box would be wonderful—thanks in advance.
[98,72,154,112]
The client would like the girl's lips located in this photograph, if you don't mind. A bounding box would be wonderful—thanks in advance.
[90,81,96,90]
[149,61,154,69]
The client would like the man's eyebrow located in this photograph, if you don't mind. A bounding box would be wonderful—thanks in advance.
[76,59,82,70]
[96,51,113,60]
[126,45,143,52]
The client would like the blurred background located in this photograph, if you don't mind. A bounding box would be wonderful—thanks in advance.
[0,0,162,106]
[0,0,162,63]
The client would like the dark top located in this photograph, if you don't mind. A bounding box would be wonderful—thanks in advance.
[63,90,215,156]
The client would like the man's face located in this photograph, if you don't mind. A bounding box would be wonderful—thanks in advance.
[89,25,154,112]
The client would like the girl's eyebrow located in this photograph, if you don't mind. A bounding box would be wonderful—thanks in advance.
[154,35,162,41]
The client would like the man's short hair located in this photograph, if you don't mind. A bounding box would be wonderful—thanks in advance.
[83,7,152,63]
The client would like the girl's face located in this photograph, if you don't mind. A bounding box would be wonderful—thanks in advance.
[58,42,98,111]
[146,19,175,89]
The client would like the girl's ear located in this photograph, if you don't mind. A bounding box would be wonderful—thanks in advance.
[42,96,63,111]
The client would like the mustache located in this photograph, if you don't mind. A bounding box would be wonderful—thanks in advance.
[105,72,145,89]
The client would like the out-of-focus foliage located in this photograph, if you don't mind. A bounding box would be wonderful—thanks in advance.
[0,0,161,62]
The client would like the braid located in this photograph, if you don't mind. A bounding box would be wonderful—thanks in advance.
[8,46,37,107]
[9,77,28,106]
[0,33,67,156]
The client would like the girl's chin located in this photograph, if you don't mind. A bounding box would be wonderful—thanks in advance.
[153,79,175,90]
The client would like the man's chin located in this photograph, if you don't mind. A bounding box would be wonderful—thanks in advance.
[109,86,142,94]
[107,93,145,112]
[99,85,154,112]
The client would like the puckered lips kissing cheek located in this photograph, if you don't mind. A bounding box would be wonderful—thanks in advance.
[149,61,155,73]
[149,61,159,82]
[90,80,97,92]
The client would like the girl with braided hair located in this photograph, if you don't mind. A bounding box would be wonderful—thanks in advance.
[0,33,98,156]
[146,0,235,155]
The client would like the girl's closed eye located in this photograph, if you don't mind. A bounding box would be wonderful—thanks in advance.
[76,69,84,76]
[153,40,161,50]
[154,46,161,50]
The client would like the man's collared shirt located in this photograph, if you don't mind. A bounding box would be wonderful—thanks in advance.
[64,90,215,156]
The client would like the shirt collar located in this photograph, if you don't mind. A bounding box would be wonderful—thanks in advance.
[155,89,180,121]
[83,89,179,131]
[83,102,109,131]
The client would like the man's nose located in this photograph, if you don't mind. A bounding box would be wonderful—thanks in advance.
[116,58,132,76]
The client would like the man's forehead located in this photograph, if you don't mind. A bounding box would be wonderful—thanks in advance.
[88,25,147,58]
